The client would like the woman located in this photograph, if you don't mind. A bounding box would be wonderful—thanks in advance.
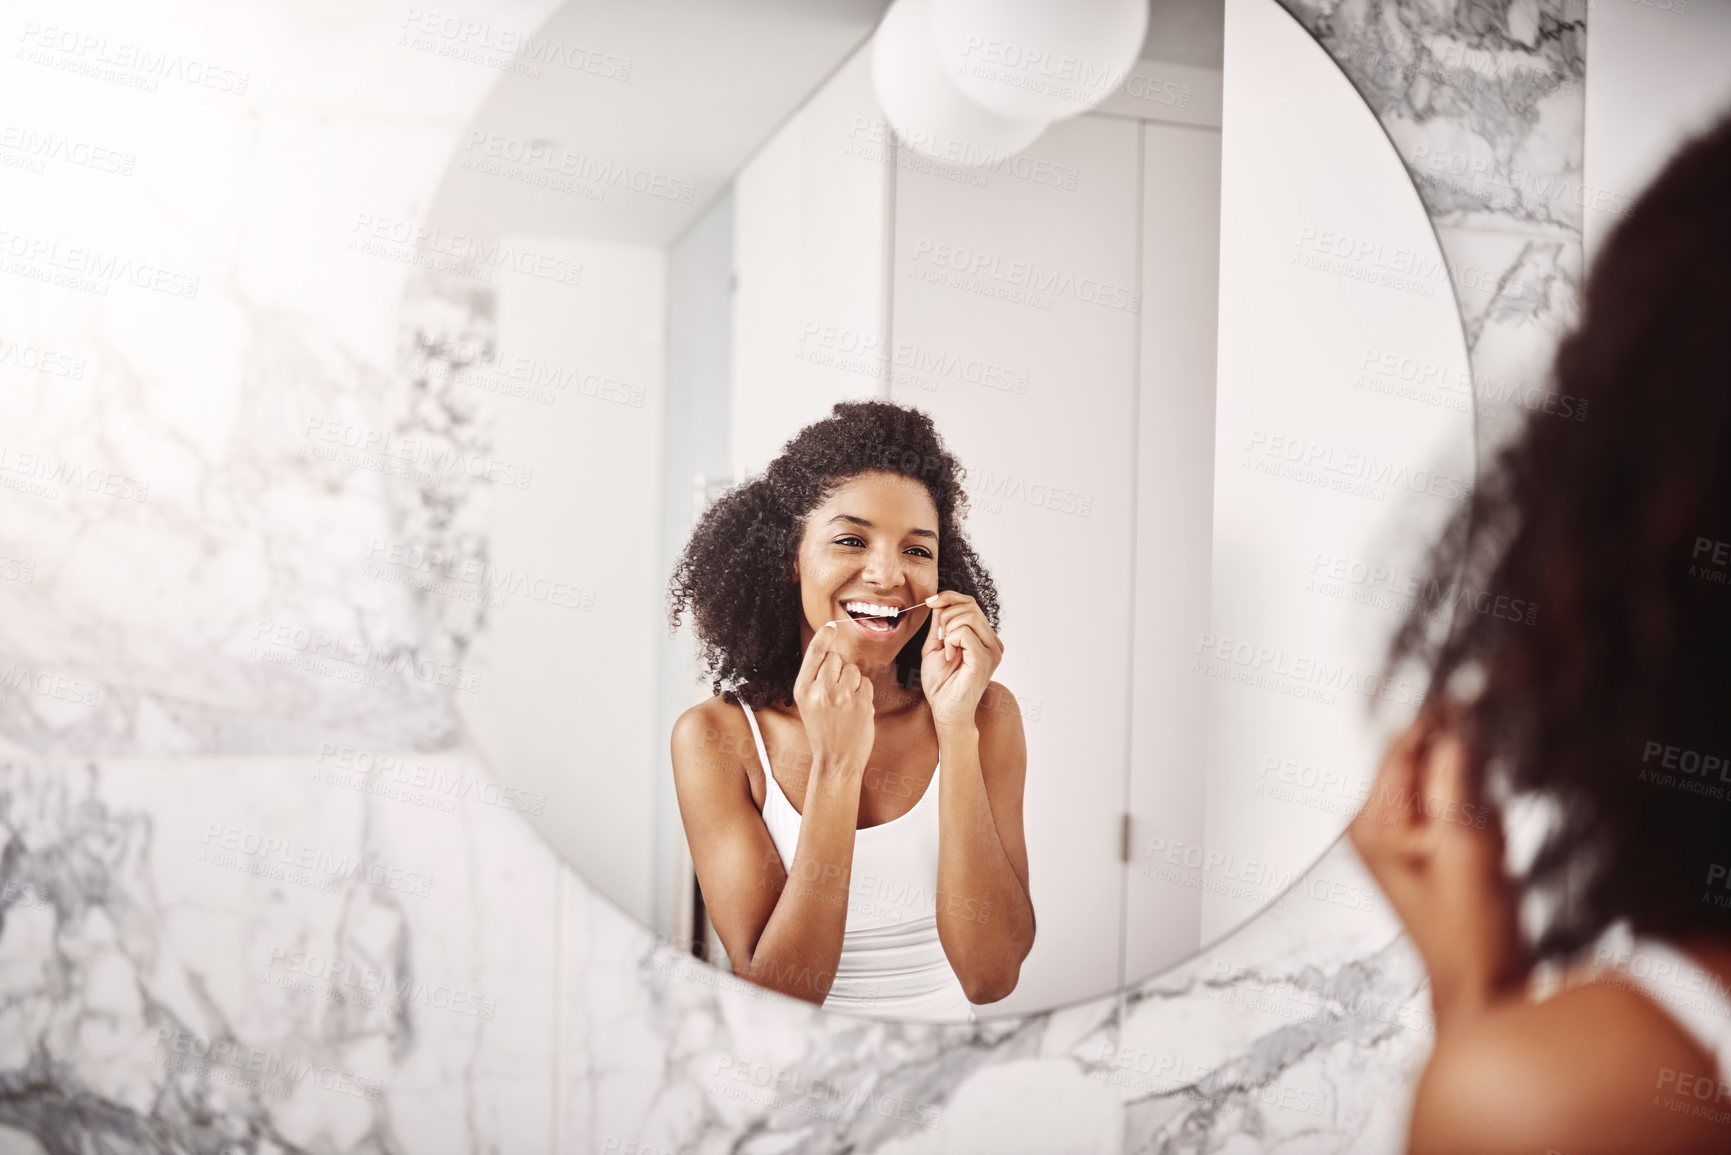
[667,399,1035,1020]
[1351,112,1731,1152]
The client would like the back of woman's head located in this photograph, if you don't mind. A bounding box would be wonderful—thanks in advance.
[668,399,1000,709]
[1389,110,1731,960]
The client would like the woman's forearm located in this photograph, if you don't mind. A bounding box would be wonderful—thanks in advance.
[933,723,1035,1003]
[739,758,862,1005]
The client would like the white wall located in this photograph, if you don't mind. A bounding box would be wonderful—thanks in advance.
[731,48,891,477]
[1583,0,1731,262]
[459,236,667,928]
[1201,0,1474,940]
[655,193,735,943]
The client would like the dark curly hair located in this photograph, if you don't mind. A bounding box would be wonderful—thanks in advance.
[1384,110,1731,962]
[668,400,1002,710]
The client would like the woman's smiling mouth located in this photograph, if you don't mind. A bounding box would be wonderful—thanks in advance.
[841,598,909,635]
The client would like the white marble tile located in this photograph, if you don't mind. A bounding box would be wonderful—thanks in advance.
[0,751,559,1152]
[1436,226,1586,453]
[0,0,556,759]
[1282,0,1587,237]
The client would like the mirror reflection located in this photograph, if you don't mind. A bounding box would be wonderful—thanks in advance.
[396,0,1475,1019]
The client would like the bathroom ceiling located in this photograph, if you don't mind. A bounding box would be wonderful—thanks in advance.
[426,0,1224,248]
[427,0,891,247]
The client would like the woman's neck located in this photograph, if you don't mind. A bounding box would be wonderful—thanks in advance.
[854,653,923,715]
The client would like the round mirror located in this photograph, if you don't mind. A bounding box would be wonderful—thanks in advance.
[393,0,1472,1019]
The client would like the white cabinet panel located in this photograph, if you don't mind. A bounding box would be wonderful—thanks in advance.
[1123,122,1222,985]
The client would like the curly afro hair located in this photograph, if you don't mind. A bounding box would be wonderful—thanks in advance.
[668,399,1001,710]
[1383,110,1731,962]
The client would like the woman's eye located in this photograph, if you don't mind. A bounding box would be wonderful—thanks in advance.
[906,547,933,559]
[834,536,865,548]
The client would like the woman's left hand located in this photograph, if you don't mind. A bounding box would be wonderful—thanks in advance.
[919,591,1003,732]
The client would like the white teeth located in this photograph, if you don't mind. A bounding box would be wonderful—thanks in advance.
[843,600,902,618]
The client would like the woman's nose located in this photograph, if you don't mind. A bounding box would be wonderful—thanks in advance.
[860,543,905,588]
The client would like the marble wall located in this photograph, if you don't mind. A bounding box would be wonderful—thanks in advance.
[0,0,1586,1151]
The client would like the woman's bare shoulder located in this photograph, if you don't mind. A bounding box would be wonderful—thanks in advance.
[1408,975,1726,1154]
[671,696,758,784]
[973,680,1025,730]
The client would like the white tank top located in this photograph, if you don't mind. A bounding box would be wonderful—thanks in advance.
[738,700,975,1023]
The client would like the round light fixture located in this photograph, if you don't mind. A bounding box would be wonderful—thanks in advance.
[932,0,1150,122]
[871,0,1050,165]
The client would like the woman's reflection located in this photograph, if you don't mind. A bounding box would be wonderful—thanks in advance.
[668,399,1035,1020]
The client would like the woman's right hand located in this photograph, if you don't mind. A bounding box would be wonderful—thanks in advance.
[1348,703,1529,1032]
[793,622,874,778]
